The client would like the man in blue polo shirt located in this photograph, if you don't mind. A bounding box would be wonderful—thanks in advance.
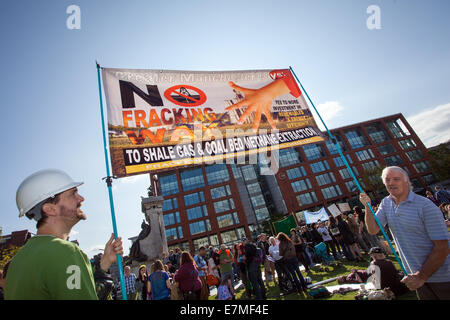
[360,166,449,300]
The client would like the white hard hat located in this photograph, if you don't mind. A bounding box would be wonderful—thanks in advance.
[16,169,83,221]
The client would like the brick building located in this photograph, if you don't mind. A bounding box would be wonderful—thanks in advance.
[0,230,32,249]
[151,113,436,253]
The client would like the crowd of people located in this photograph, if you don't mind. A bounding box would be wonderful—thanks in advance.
[121,179,450,301]
[120,204,389,301]
[1,167,448,301]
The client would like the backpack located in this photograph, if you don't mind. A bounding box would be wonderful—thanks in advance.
[308,286,331,299]
[254,247,264,264]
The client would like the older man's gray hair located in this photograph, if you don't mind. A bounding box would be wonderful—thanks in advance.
[381,166,412,189]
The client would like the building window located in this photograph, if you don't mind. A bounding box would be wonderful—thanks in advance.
[296,192,318,206]
[163,212,180,226]
[160,173,179,196]
[246,182,262,195]
[398,138,417,150]
[345,180,358,193]
[361,160,380,171]
[339,167,359,180]
[386,119,409,138]
[321,185,343,199]
[286,166,307,180]
[230,164,242,179]
[402,166,411,175]
[193,237,211,251]
[355,149,375,161]
[377,144,396,156]
[186,205,208,220]
[210,185,232,199]
[413,161,431,173]
[205,164,230,186]
[217,212,240,228]
[315,173,336,186]
[241,165,257,181]
[405,149,424,161]
[184,191,205,206]
[303,144,327,161]
[422,174,437,185]
[180,167,205,191]
[220,229,239,244]
[310,160,330,173]
[162,197,178,212]
[384,155,403,166]
[325,134,348,154]
[250,194,266,207]
[214,198,235,214]
[333,155,353,167]
[254,207,270,221]
[166,227,183,241]
[365,123,389,143]
[189,220,211,235]
[279,148,302,167]
[291,179,312,193]
[345,129,369,149]
[168,241,189,252]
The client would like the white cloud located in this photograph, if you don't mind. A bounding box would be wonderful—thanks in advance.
[407,103,450,148]
[86,245,104,254]
[118,175,148,184]
[314,101,344,131]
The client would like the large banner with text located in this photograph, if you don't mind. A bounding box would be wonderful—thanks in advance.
[101,68,324,177]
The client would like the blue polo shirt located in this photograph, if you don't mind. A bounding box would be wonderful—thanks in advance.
[376,191,450,282]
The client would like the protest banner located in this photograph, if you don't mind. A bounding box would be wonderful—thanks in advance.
[337,202,351,213]
[327,204,342,217]
[273,214,297,235]
[101,68,324,177]
[304,207,329,224]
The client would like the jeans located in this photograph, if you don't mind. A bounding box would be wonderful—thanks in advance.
[247,261,266,300]
[337,237,354,260]
[324,240,338,258]
[283,257,307,291]
[354,232,370,253]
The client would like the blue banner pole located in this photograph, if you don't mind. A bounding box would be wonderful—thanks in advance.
[96,62,128,299]
[289,66,407,275]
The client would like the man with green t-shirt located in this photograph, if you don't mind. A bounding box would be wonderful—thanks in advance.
[5,169,123,300]
[219,244,234,283]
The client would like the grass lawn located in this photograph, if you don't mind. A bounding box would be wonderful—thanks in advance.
[210,254,418,301]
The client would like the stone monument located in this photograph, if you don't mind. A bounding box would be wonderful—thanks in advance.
[127,175,168,274]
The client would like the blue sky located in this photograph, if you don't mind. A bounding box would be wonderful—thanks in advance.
[1,0,449,257]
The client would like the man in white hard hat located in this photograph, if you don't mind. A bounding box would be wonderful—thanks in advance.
[5,169,123,300]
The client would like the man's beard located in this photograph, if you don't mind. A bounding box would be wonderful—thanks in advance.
[60,204,87,222]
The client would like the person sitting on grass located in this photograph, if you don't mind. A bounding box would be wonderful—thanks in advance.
[367,247,409,297]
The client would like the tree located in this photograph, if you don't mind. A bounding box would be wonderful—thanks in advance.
[427,142,450,181]
[0,245,20,270]
[360,165,388,202]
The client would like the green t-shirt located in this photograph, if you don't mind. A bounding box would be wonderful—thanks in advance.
[5,235,98,300]
[219,250,233,273]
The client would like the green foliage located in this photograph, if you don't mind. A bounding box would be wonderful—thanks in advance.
[428,144,450,181]
[360,165,388,201]
[0,245,21,270]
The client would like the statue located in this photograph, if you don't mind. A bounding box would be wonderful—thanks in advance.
[127,220,151,263]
